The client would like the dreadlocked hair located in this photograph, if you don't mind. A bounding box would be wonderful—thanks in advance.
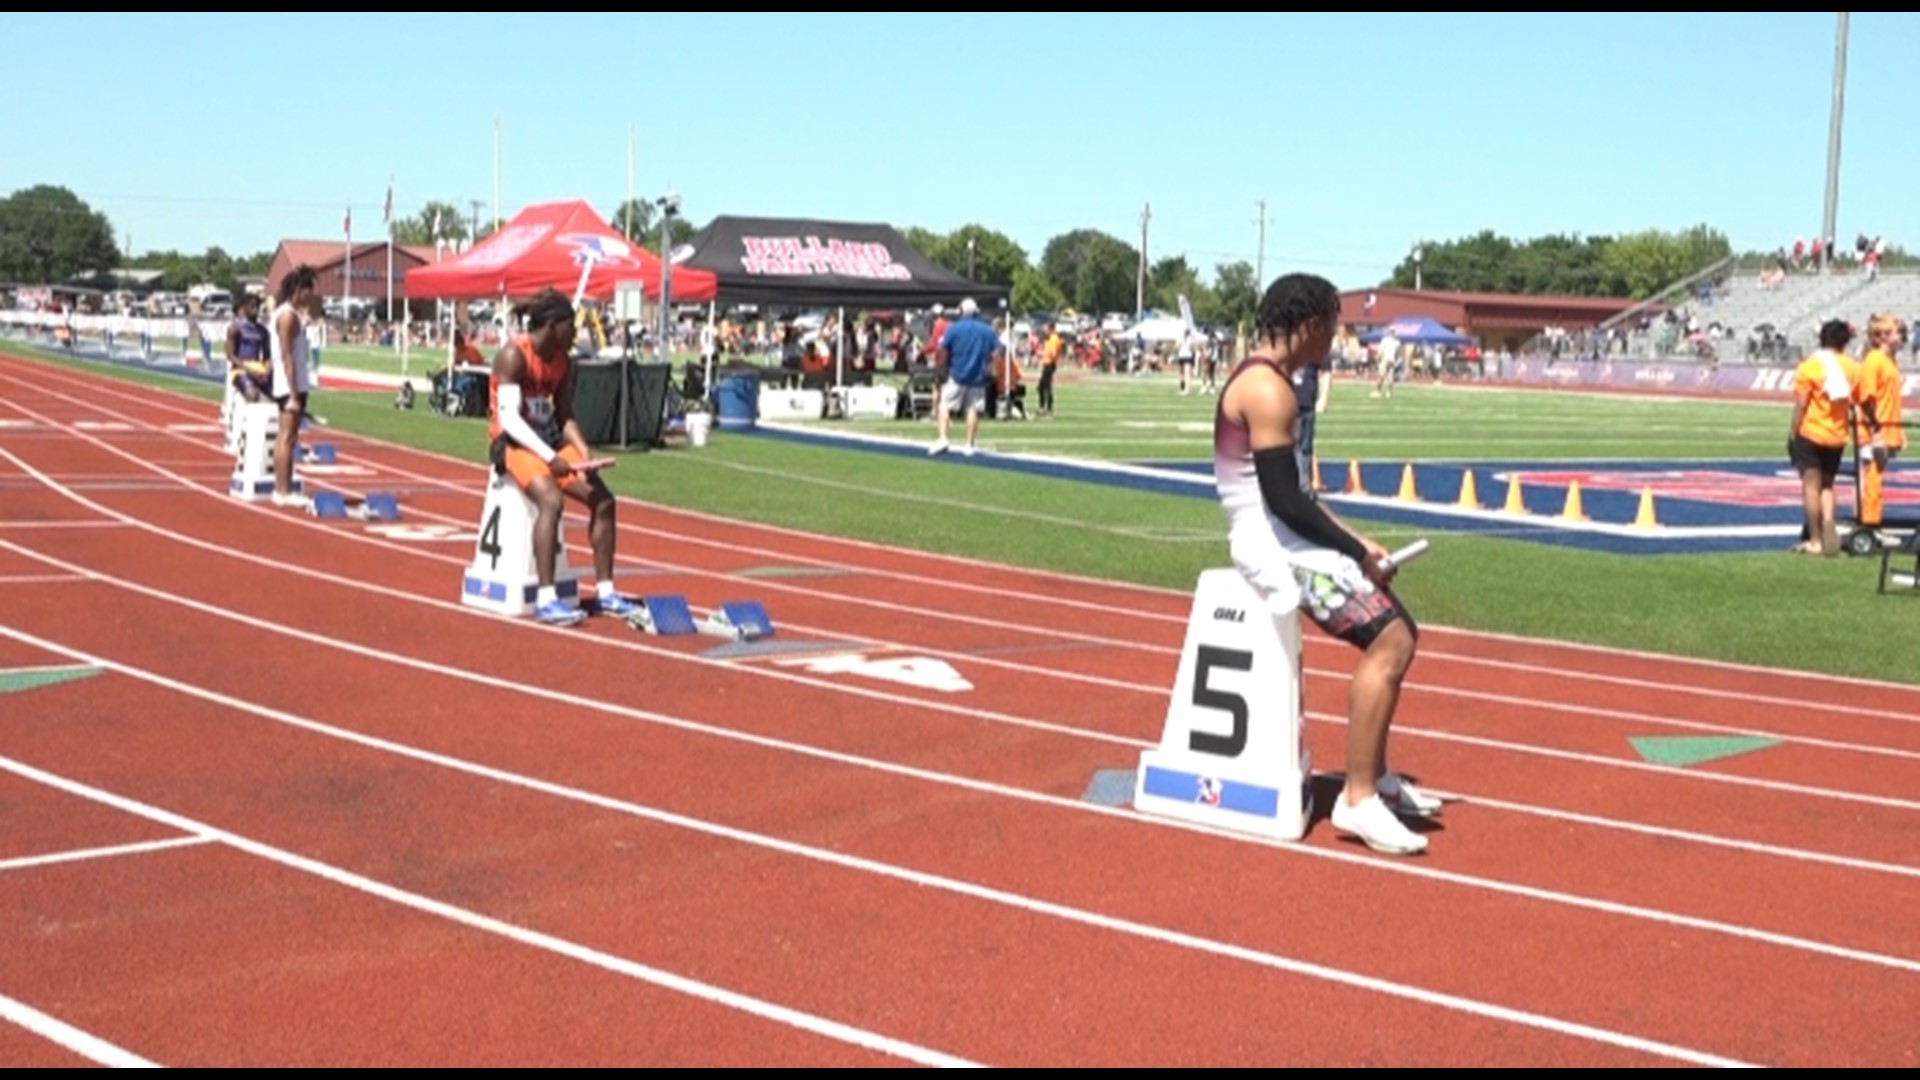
[518,288,575,333]
[1255,273,1340,343]
[278,265,316,304]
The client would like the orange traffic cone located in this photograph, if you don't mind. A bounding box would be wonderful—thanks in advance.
[1633,487,1658,529]
[1396,463,1418,502]
[1502,474,1526,514]
[1559,480,1587,522]
[1457,469,1481,510]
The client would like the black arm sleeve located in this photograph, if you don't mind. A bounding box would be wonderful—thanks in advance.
[1252,446,1370,563]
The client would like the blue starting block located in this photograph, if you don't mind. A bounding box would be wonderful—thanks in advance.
[627,595,699,636]
[308,491,351,519]
[302,443,338,464]
[308,490,401,522]
[699,601,775,641]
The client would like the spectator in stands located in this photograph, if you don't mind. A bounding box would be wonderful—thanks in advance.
[1789,319,1870,555]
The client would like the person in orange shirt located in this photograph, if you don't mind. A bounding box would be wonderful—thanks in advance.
[1037,324,1062,417]
[1853,313,1907,532]
[488,289,635,626]
[1789,319,1882,555]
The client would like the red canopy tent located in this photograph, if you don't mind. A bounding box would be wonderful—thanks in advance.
[404,199,717,303]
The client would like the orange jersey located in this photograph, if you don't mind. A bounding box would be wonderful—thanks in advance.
[489,334,570,445]
[1792,350,1862,448]
[992,355,1023,394]
[1856,348,1906,449]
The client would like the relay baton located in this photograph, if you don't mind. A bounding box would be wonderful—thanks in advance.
[1383,538,1429,569]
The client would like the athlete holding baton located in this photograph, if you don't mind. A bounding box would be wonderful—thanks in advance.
[1213,273,1439,856]
[488,288,638,627]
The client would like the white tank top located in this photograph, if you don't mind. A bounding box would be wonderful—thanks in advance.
[1213,356,1322,557]
[269,303,309,370]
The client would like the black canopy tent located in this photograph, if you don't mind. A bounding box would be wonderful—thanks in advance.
[668,215,1010,309]
[669,216,1010,396]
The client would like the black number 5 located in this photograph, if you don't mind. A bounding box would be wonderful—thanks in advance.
[1189,645,1253,757]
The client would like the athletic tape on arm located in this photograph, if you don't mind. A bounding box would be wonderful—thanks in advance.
[494,383,555,463]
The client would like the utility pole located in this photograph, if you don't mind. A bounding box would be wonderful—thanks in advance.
[467,200,482,249]
[1136,202,1151,320]
[1820,11,1849,274]
[1254,199,1267,288]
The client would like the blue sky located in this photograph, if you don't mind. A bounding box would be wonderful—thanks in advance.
[3,12,1914,286]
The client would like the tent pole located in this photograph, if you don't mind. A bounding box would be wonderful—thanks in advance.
[835,305,844,397]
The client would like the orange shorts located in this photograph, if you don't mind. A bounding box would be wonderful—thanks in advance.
[502,442,589,493]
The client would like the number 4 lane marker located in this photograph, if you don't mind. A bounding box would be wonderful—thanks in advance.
[773,652,973,694]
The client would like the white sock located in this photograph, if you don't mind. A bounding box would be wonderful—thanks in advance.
[597,580,617,600]
[537,586,558,606]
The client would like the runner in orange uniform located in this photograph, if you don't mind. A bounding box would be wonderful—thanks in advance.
[488,288,635,626]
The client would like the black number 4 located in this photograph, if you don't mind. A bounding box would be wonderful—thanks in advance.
[1189,645,1253,757]
[479,505,504,570]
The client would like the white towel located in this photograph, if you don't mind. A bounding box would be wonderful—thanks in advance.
[1817,349,1850,400]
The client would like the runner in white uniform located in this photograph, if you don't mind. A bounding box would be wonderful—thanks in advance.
[1213,272,1440,855]
[268,265,318,508]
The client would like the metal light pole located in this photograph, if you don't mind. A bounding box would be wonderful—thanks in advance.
[1819,11,1850,274]
[1254,199,1267,288]
[1413,242,1425,291]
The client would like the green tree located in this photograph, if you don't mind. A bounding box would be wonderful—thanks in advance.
[1210,260,1259,332]
[1599,230,1698,300]
[925,224,1027,287]
[0,185,121,284]
[1009,265,1067,315]
[608,198,656,243]
[1041,228,1140,315]
[392,200,470,247]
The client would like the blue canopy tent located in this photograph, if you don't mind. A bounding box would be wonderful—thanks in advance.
[1358,316,1471,346]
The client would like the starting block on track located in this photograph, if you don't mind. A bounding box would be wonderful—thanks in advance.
[627,595,700,636]
[459,471,580,617]
[308,491,400,521]
[301,443,338,464]
[1133,568,1313,842]
[698,601,775,641]
[228,401,298,502]
[626,596,774,640]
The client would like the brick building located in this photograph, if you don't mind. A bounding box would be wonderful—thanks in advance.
[265,240,441,316]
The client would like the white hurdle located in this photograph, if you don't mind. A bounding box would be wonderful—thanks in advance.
[460,470,582,617]
[228,400,297,502]
[1134,568,1313,841]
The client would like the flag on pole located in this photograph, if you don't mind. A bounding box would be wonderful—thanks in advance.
[383,178,394,228]
[344,206,352,238]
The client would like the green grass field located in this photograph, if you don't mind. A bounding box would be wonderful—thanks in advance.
[4,337,1914,685]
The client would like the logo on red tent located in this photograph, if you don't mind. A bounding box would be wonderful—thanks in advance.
[556,234,641,268]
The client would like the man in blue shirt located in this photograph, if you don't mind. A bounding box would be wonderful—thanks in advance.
[930,298,1003,456]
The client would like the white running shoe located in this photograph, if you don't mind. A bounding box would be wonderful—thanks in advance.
[271,491,311,510]
[1330,793,1428,855]
[1378,772,1443,818]
[960,444,976,457]
[927,440,949,456]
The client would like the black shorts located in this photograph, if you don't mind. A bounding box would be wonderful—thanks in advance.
[1788,435,1843,478]
[274,390,309,415]
[1292,560,1415,650]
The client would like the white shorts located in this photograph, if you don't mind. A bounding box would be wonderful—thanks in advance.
[1229,522,1410,649]
[941,380,986,415]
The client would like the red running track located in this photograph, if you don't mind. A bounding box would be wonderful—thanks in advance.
[1,352,1918,1067]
